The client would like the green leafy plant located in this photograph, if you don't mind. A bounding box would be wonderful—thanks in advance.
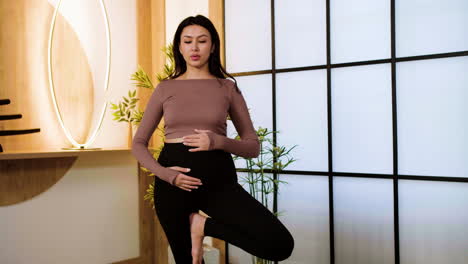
[155,44,175,81]
[111,43,175,126]
[110,90,141,125]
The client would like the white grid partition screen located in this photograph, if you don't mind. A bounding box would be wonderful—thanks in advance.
[224,0,468,264]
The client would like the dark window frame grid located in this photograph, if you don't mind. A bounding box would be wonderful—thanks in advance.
[223,0,468,263]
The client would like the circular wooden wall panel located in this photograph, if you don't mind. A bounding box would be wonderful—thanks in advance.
[0,157,77,206]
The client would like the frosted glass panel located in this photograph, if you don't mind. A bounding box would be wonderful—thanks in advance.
[331,0,390,63]
[334,177,395,264]
[399,180,468,264]
[275,0,326,69]
[278,175,330,264]
[397,57,468,177]
[276,71,328,172]
[237,172,275,210]
[227,75,273,168]
[225,0,271,73]
[332,64,393,174]
[396,0,468,57]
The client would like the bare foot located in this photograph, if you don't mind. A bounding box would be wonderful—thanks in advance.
[189,212,206,264]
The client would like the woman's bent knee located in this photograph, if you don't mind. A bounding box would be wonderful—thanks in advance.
[274,230,295,261]
[261,228,294,261]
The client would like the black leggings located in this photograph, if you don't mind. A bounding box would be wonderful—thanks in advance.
[155,142,294,263]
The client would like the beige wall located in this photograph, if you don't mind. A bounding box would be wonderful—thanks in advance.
[0,151,139,264]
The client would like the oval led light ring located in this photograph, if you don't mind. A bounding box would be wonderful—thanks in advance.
[48,0,111,149]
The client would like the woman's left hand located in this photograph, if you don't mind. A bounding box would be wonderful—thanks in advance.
[182,129,212,152]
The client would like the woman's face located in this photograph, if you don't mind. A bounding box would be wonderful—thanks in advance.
[179,25,214,69]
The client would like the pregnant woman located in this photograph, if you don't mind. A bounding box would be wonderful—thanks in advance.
[132,14,294,264]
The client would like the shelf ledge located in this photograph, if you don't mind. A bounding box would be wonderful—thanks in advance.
[0,147,131,160]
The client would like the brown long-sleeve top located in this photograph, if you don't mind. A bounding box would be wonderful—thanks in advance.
[131,78,260,185]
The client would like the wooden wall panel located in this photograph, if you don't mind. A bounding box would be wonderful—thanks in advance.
[209,1,227,263]
[209,0,226,68]
[136,0,168,263]
[135,3,155,264]
[0,0,68,151]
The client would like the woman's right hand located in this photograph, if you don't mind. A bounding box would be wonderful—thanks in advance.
[167,166,203,192]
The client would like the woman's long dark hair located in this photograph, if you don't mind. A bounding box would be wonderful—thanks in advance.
[165,15,239,91]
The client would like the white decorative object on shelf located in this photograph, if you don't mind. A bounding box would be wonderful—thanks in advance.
[48,0,111,149]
